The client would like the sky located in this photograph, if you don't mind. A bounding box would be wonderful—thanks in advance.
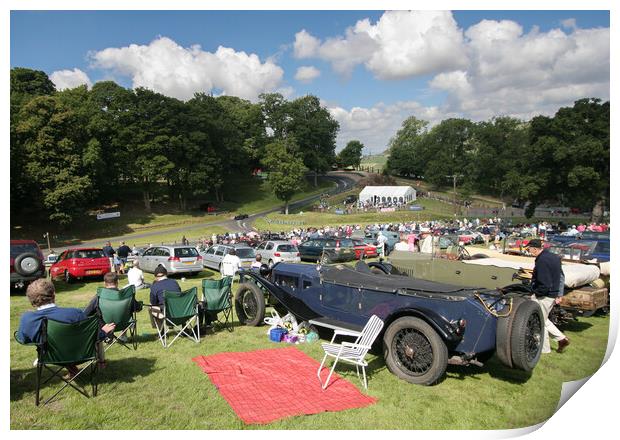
[10,9,610,154]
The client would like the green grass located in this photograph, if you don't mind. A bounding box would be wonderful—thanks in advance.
[12,176,335,248]
[10,273,608,429]
[254,198,457,232]
[360,154,388,172]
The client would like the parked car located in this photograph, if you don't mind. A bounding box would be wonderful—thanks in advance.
[550,240,610,262]
[458,229,484,245]
[344,195,357,204]
[366,230,400,254]
[10,240,46,289]
[234,213,249,220]
[297,238,357,264]
[136,245,203,276]
[233,261,544,385]
[351,239,378,259]
[201,243,256,271]
[255,241,301,266]
[49,248,111,283]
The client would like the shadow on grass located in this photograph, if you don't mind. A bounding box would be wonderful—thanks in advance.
[10,357,157,402]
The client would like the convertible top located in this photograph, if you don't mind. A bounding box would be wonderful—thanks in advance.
[321,263,481,295]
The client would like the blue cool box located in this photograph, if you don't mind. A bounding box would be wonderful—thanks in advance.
[269,327,288,342]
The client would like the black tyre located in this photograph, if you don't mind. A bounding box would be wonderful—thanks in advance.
[235,282,265,326]
[320,253,331,265]
[14,253,42,276]
[509,299,544,372]
[495,296,527,369]
[64,270,74,284]
[383,317,448,385]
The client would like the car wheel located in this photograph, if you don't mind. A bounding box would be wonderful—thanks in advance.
[64,270,74,284]
[383,316,448,385]
[509,299,544,372]
[235,282,265,326]
[320,253,331,265]
[14,253,42,276]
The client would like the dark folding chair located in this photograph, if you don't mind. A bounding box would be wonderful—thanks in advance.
[202,277,233,332]
[97,285,140,351]
[153,287,200,348]
[14,315,101,406]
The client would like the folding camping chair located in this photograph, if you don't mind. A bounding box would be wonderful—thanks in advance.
[201,277,234,332]
[14,315,101,406]
[97,285,139,351]
[154,287,200,348]
[317,314,384,390]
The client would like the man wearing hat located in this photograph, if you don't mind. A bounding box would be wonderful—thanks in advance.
[527,239,570,353]
[148,265,181,328]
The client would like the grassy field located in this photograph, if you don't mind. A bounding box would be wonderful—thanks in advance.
[360,154,388,172]
[9,270,609,429]
[12,176,335,248]
[254,198,457,232]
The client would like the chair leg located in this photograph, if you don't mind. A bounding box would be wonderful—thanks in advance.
[323,357,340,390]
[317,353,328,381]
[35,362,42,406]
[362,365,368,390]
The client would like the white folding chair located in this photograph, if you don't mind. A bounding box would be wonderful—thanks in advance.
[317,315,384,390]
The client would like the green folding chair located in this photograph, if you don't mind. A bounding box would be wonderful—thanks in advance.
[202,277,234,332]
[155,287,200,348]
[14,315,101,406]
[97,285,139,351]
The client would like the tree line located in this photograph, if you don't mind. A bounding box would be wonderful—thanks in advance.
[385,98,609,218]
[10,68,340,225]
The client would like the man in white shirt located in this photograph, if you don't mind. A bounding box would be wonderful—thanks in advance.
[127,260,150,289]
[376,232,388,257]
[221,249,241,277]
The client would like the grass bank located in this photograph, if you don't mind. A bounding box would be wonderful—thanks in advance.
[10,271,608,429]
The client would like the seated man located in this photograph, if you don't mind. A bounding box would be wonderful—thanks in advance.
[16,279,115,376]
[127,260,150,290]
[84,272,143,342]
[148,264,181,329]
[251,253,263,271]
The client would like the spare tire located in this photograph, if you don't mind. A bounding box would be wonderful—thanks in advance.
[235,282,265,326]
[14,253,42,276]
[509,299,544,371]
[496,297,544,372]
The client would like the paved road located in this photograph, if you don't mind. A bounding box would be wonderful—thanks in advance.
[54,172,364,252]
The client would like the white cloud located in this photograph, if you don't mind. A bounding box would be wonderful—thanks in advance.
[50,68,92,90]
[294,11,467,79]
[329,101,444,154]
[294,66,321,83]
[430,21,610,121]
[89,36,285,101]
[561,18,577,31]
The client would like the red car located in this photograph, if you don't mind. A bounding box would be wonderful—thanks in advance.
[352,239,379,259]
[50,248,111,283]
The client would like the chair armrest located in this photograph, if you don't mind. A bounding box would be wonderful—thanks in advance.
[330,328,362,343]
[341,341,371,350]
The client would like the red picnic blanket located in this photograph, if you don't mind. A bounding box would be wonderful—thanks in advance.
[193,346,377,424]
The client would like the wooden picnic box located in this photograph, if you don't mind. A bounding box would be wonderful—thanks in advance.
[560,286,608,311]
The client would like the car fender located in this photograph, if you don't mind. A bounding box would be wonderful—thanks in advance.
[383,307,463,345]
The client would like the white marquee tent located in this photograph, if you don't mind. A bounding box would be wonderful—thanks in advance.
[358,186,416,206]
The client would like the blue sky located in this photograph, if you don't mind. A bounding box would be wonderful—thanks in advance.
[10,10,610,153]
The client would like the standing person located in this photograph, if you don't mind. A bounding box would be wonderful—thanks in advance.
[102,241,116,274]
[117,241,131,274]
[148,265,181,329]
[221,249,241,278]
[376,232,388,258]
[16,279,115,375]
[526,239,570,354]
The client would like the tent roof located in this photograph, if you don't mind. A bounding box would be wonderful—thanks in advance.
[358,186,415,199]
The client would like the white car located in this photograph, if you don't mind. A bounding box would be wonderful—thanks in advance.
[255,240,301,266]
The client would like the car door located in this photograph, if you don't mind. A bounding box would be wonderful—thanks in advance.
[298,240,314,260]
[264,242,275,263]
[140,247,155,272]
[50,250,68,279]
[202,246,217,269]
[213,246,226,269]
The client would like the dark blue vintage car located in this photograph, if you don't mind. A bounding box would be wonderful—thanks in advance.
[234,261,544,385]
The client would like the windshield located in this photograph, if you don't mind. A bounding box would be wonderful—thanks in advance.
[235,248,256,259]
[69,249,105,259]
[174,247,199,257]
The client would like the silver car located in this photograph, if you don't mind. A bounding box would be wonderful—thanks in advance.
[255,240,301,266]
[137,245,203,275]
[200,244,256,271]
